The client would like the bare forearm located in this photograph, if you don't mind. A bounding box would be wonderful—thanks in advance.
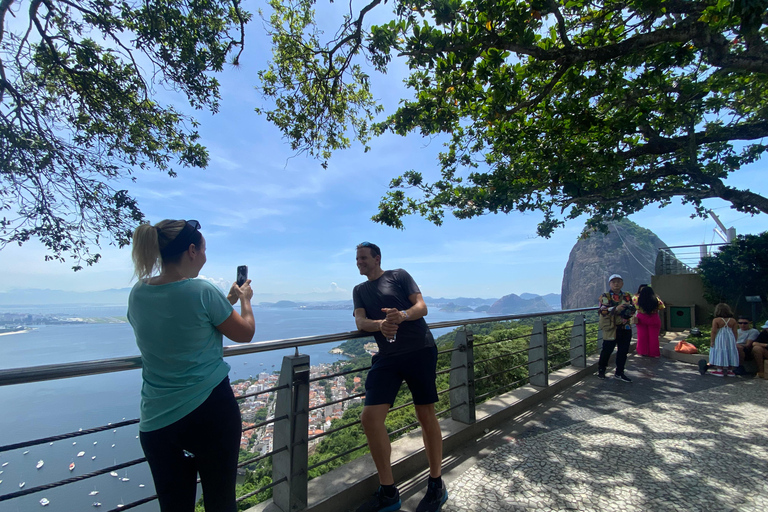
[357,317,384,333]
[402,302,427,321]
[239,300,255,332]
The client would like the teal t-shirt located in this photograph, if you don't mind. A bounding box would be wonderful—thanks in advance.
[127,278,234,432]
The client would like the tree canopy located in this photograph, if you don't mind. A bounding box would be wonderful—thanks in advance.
[0,0,249,268]
[257,0,768,236]
[699,231,768,315]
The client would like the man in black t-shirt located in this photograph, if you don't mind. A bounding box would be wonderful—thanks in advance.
[352,242,447,512]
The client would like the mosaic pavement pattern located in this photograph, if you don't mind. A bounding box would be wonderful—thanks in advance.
[444,380,768,512]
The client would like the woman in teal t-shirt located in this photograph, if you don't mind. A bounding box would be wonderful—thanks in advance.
[128,219,255,512]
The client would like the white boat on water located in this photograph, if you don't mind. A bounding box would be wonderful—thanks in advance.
[92,456,96,460]
[40,498,49,506]
[110,471,118,477]
[68,462,75,471]
[139,484,145,488]
[89,490,99,496]
[36,460,44,469]
[1,462,7,467]
[22,450,29,455]
[77,451,85,457]
[92,502,101,507]
[19,482,25,488]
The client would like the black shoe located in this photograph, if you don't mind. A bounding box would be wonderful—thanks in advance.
[733,365,746,376]
[614,373,632,383]
[416,480,448,512]
[356,486,401,512]
[597,371,606,380]
[698,359,708,376]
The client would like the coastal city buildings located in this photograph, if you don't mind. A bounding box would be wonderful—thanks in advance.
[231,362,364,457]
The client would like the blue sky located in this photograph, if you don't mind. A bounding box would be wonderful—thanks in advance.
[0,2,766,302]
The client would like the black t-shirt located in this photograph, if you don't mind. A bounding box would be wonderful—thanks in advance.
[352,269,435,357]
[756,330,768,345]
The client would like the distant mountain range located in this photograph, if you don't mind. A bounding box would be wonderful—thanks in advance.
[487,293,561,314]
[220,293,561,314]
[0,288,133,305]
[0,288,561,315]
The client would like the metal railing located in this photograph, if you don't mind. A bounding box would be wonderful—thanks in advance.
[0,307,598,512]
[655,243,731,275]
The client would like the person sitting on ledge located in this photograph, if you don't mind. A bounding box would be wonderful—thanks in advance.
[734,316,760,375]
[752,321,768,379]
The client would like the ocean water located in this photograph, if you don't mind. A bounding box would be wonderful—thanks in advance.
[0,305,487,511]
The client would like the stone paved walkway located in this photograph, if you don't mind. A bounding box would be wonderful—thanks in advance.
[444,379,768,512]
[400,355,768,512]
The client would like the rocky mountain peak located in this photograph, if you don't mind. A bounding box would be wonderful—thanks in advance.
[561,220,668,309]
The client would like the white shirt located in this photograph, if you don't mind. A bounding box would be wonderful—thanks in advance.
[737,328,760,344]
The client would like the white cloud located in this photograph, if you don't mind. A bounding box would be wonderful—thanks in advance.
[198,274,231,292]
[306,282,348,295]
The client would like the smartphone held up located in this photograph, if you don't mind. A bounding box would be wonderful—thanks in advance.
[236,265,248,286]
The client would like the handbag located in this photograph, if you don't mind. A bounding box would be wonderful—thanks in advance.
[675,340,698,354]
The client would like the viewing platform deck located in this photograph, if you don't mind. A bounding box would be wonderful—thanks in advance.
[4,313,765,512]
[402,345,768,512]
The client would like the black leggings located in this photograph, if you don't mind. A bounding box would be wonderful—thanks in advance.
[139,377,241,512]
[598,327,632,375]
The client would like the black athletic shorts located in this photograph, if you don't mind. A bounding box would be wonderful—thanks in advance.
[364,345,438,406]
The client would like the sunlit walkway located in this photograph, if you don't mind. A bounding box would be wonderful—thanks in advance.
[401,354,768,512]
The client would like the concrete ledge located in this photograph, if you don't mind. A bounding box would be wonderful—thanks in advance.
[661,335,759,373]
[247,359,602,512]
[661,341,705,364]
[658,330,706,365]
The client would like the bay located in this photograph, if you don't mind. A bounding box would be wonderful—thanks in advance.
[0,305,488,511]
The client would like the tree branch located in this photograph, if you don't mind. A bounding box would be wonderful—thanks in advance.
[322,0,382,57]
[0,0,15,44]
[547,0,571,48]
[620,120,768,158]
[502,63,569,118]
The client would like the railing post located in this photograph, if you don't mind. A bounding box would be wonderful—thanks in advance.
[450,328,476,424]
[529,320,548,387]
[570,315,587,368]
[272,353,310,512]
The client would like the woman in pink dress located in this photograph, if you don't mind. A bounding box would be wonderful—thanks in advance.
[634,286,664,357]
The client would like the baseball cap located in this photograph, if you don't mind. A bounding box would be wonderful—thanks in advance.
[608,274,623,282]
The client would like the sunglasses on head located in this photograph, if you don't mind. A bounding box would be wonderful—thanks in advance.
[159,219,201,258]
